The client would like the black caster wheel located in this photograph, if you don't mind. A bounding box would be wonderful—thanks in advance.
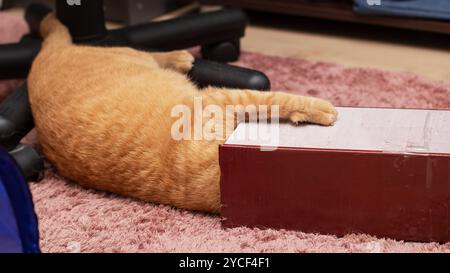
[9,144,44,182]
[201,39,241,63]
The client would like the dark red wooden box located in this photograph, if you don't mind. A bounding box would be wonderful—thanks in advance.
[219,107,450,242]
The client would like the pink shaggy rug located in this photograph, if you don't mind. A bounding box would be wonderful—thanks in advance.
[1,12,450,253]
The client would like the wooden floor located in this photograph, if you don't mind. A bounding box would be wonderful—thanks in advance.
[5,5,450,84]
[242,11,450,84]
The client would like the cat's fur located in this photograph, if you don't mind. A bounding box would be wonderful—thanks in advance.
[28,14,337,213]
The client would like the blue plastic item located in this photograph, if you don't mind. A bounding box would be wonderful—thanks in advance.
[0,148,40,253]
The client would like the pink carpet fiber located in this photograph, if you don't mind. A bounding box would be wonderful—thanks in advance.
[1,12,450,253]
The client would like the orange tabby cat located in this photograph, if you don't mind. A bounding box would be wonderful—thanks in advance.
[28,14,337,213]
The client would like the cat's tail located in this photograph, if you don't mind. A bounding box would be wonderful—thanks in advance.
[40,13,72,49]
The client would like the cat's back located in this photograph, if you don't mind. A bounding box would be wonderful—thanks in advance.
[30,45,178,98]
[29,44,196,123]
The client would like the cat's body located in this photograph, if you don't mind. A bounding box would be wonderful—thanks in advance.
[28,15,337,213]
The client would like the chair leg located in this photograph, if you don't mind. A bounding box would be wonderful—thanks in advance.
[201,38,241,62]
[0,41,41,80]
[108,8,247,54]
[0,83,35,151]
[189,58,271,91]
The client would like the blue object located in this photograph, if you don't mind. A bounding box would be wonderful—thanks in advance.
[0,148,40,253]
[353,0,450,21]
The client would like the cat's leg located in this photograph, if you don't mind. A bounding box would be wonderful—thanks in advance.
[201,87,337,128]
[101,48,194,72]
[149,51,195,73]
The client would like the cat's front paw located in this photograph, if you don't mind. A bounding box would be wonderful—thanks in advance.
[167,50,195,73]
[290,98,338,126]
